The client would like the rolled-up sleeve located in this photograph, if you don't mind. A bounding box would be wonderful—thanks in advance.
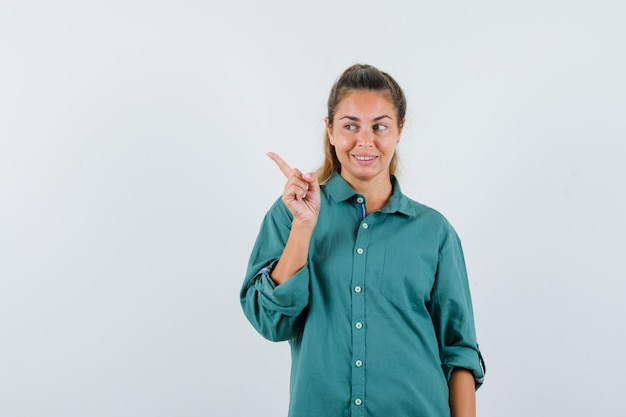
[429,224,485,389]
[240,199,310,342]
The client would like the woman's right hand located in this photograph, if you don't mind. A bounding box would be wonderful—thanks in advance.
[267,152,320,230]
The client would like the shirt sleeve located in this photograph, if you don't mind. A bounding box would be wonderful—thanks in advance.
[428,222,485,389]
[240,198,310,342]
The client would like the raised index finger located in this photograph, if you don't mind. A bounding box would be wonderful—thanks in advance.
[267,152,293,178]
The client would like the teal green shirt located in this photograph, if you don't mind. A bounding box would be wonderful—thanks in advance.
[241,173,484,417]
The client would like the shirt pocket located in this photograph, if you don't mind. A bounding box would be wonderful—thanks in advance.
[379,248,437,311]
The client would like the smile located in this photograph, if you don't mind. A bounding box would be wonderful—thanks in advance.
[354,155,375,161]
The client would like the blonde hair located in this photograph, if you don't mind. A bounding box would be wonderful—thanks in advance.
[316,64,407,184]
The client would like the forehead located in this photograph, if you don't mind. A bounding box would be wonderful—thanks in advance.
[335,90,395,119]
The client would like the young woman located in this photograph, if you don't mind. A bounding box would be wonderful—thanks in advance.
[240,64,485,417]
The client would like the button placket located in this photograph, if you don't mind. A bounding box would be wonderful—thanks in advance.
[351,198,370,415]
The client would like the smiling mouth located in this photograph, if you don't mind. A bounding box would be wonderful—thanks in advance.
[354,155,375,161]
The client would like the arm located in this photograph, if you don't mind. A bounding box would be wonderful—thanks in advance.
[240,153,321,341]
[449,368,476,417]
[270,221,314,284]
[429,222,485,389]
[239,200,311,341]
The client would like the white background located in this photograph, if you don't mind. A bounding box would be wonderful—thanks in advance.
[1,1,625,416]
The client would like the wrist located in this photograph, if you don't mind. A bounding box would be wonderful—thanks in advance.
[291,218,317,234]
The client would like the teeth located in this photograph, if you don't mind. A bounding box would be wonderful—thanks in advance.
[355,155,374,161]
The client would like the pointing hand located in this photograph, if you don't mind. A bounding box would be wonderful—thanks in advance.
[267,152,321,229]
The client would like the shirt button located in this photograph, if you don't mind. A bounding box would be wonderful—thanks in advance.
[355,322,363,329]
[354,286,362,293]
[355,360,363,367]
[356,197,364,203]
[356,248,364,255]
[362,223,368,229]
[355,398,363,406]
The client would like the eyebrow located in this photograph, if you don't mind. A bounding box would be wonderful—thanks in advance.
[339,115,394,122]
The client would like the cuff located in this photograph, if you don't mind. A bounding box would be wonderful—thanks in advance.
[441,346,486,389]
[256,261,310,316]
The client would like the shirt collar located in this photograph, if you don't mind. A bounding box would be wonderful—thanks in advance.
[325,172,416,217]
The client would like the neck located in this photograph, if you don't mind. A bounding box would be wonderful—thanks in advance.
[344,173,394,214]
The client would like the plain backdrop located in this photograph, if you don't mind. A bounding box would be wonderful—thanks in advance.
[1,1,625,416]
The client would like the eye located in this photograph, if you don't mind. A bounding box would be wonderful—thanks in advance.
[372,124,387,132]
[344,124,357,131]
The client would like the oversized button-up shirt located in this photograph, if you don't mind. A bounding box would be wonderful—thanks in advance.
[241,173,484,417]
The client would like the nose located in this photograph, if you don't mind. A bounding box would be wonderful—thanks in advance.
[357,130,374,147]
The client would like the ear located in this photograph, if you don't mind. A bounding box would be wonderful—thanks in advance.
[397,118,406,141]
[324,117,334,145]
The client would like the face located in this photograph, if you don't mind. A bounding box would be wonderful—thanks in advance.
[326,90,404,187]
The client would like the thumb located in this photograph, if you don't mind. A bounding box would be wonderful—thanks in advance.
[302,172,320,193]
